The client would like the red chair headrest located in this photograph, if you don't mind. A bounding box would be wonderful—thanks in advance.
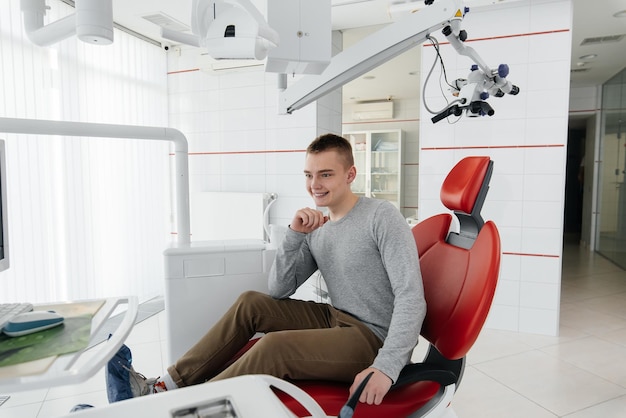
[440,156,491,214]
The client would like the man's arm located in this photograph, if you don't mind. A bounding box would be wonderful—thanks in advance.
[268,208,327,298]
[358,203,426,401]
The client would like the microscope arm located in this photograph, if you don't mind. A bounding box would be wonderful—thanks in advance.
[279,0,518,122]
[278,0,466,114]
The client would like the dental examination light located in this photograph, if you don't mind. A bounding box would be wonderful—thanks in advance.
[161,0,280,60]
[20,0,113,46]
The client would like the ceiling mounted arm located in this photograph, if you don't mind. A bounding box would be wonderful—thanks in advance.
[277,0,458,114]
[161,0,279,60]
[20,0,113,46]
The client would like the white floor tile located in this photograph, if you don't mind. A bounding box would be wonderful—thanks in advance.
[540,336,626,387]
[452,367,557,418]
[0,388,47,408]
[0,402,42,418]
[564,395,626,418]
[36,391,108,418]
[474,349,626,416]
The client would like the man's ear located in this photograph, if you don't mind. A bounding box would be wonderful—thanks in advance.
[347,165,357,183]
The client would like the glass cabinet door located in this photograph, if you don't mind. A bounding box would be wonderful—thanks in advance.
[345,130,402,209]
[347,132,368,196]
[370,131,400,206]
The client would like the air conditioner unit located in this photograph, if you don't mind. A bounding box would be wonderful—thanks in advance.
[351,100,394,121]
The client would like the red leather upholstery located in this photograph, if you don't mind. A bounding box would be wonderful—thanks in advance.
[231,156,501,418]
[416,218,500,359]
[440,156,490,214]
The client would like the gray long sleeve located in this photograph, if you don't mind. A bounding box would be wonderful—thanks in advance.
[268,197,426,382]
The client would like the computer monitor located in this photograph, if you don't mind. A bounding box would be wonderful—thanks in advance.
[0,139,9,272]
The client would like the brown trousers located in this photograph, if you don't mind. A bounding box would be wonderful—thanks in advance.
[167,290,383,387]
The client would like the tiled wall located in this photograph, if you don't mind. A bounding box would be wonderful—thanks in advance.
[166,32,343,229]
[419,0,572,335]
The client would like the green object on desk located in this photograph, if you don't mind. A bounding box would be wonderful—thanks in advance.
[0,315,92,367]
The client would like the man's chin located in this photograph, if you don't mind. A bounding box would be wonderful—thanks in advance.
[312,195,330,206]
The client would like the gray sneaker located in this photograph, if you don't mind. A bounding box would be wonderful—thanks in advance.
[124,364,158,397]
[106,341,158,402]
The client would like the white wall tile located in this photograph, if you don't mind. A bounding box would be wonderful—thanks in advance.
[521,204,560,238]
[523,174,564,201]
[520,282,560,309]
[529,0,572,32]
[418,151,456,175]
[521,227,563,255]
[488,148,526,174]
[523,147,567,174]
[528,32,571,64]
[499,254,522,281]
[499,226,523,253]
[521,255,562,284]
[526,88,571,119]
[527,61,571,92]
[489,173,524,201]
[485,305,520,331]
[494,279,521,306]
[525,117,569,146]
[486,199,524,227]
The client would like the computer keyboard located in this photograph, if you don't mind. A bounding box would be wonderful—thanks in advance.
[0,302,33,330]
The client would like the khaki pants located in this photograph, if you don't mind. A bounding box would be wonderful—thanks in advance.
[167,290,383,387]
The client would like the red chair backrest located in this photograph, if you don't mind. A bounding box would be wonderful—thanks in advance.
[413,156,500,360]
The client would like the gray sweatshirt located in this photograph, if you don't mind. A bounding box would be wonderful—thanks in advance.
[268,197,426,382]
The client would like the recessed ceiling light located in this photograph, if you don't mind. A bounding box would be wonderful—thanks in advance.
[613,10,626,18]
[579,54,598,60]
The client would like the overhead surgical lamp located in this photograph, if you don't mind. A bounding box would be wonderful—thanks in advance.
[161,0,279,60]
[20,0,113,46]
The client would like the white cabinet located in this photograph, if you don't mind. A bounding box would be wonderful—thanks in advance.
[266,0,331,75]
[345,130,403,209]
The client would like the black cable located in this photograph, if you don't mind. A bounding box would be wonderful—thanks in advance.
[338,371,374,418]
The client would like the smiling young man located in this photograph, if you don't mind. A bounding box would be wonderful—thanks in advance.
[108,133,426,408]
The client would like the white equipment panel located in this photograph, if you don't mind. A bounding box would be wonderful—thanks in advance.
[164,240,276,363]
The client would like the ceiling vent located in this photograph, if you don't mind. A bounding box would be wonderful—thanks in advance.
[571,68,590,73]
[352,100,394,121]
[198,53,264,74]
[142,12,190,33]
[580,35,624,46]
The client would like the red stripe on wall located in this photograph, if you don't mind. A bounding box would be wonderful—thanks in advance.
[167,68,200,75]
[503,252,560,258]
[421,144,565,151]
[169,149,306,156]
[190,149,306,155]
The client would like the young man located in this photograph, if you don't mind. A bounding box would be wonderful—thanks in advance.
[109,133,426,406]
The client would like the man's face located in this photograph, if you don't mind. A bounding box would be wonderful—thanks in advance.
[304,150,355,208]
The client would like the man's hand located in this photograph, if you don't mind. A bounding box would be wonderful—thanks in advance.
[290,207,328,234]
[349,367,392,405]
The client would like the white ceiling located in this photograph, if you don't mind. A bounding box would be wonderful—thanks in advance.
[106,0,626,105]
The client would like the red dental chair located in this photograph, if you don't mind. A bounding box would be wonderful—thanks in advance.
[233,156,501,417]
